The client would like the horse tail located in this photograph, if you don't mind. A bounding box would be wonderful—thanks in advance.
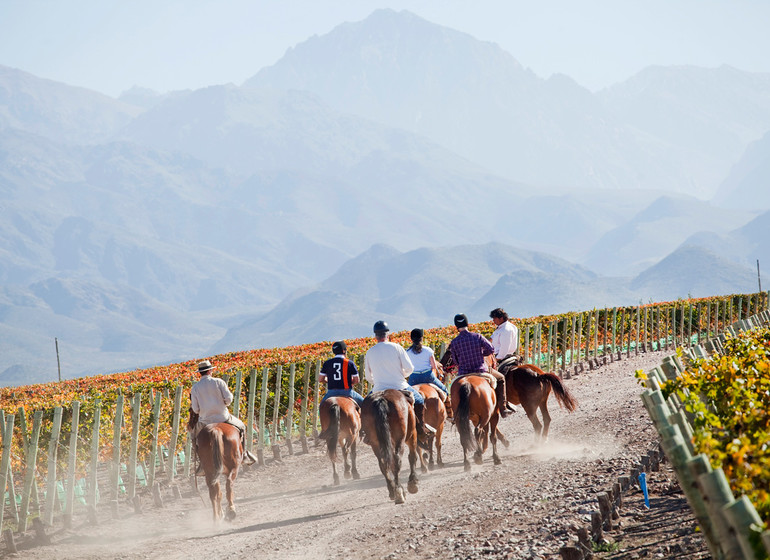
[324,402,340,462]
[455,381,477,453]
[542,373,578,412]
[211,427,225,477]
[372,395,394,468]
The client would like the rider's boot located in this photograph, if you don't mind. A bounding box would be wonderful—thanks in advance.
[414,402,436,450]
[241,432,258,465]
[193,440,204,476]
[495,379,513,418]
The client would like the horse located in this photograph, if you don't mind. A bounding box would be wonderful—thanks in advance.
[361,389,419,504]
[450,375,501,471]
[498,361,578,443]
[414,383,446,469]
[318,396,361,485]
[187,409,243,522]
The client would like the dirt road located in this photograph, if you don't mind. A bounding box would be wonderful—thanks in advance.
[13,351,708,560]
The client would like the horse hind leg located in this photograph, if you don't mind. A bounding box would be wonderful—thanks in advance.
[407,443,419,495]
[540,401,552,442]
[350,439,360,480]
[225,472,237,521]
[393,450,407,504]
[342,438,352,480]
[208,478,222,522]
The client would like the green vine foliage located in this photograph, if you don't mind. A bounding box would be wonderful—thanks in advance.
[662,327,770,522]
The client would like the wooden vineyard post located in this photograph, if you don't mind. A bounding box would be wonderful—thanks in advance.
[246,368,258,461]
[561,317,568,371]
[271,365,283,461]
[63,401,80,527]
[313,360,322,437]
[576,313,583,366]
[545,322,552,371]
[679,301,686,346]
[43,407,63,526]
[569,315,576,367]
[127,393,142,500]
[523,325,530,364]
[0,414,15,531]
[232,369,243,418]
[111,393,125,510]
[257,367,269,465]
[42,410,62,523]
[634,307,640,355]
[148,391,161,488]
[592,310,598,361]
[300,361,311,453]
[166,386,182,484]
[714,300,720,336]
[19,410,43,532]
[737,296,743,321]
[534,323,542,367]
[87,400,102,515]
[602,309,608,358]
[611,308,618,357]
[643,306,649,351]
[285,363,296,455]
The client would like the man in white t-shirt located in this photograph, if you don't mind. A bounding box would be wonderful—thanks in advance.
[365,320,435,446]
[490,308,520,370]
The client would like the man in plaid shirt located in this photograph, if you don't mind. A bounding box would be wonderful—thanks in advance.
[449,313,514,418]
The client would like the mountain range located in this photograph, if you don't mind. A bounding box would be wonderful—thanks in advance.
[0,9,768,386]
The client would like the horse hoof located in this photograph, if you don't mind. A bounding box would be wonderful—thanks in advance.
[344,471,352,479]
[333,475,340,486]
[421,465,428,474]
[464,462,471,472]
[352,471,360,480]
[474,455,483,465]
[494,456,502,465]
[226,508,237,521]
[407,481,418,494]
[395,488,406,504]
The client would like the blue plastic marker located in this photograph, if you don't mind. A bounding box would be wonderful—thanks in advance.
[639,472,650,508]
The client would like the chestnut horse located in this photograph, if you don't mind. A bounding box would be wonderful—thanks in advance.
[451,375,501,471]
[361,390,419,504]
[415,383,446,469]
[318,396,361,485]
[498,362,578,442]
[188,410,243,522]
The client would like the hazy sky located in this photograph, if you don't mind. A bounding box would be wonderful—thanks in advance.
[2,0,769,98]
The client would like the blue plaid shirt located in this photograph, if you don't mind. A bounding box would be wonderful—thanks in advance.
[450,329,494,375]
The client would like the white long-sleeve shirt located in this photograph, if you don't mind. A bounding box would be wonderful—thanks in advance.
[365,341,414,391]
[491,320,519,359]
[190,375,234,424]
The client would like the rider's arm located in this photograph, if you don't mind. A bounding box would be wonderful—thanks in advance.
[399,346,414,378]
[219,379,234,407]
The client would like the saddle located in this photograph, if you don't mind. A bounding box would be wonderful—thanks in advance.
[457,371,497,389]
[497,355,521,375]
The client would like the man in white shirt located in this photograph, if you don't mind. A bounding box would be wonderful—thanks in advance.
[490,307,520,369]
[190,360,257,466]
[365,320,435,446]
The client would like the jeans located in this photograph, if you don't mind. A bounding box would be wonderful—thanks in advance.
[408,370,449,395]
[322,388,364,407]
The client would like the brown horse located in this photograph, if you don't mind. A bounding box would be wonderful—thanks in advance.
[415,383,446,469]
[361,390,419,504]
[499,362,578,443]
[318,396,361,485]
[451,375,501,471]
[188,409,243,522]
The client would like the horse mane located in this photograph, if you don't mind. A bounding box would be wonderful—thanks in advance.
[187,408,199,432]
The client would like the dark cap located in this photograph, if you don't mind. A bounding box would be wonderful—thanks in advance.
[332,340,347,355]
[454,314,469,328]
[373,320,389,334]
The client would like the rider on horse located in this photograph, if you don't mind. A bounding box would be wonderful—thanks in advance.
[319,340,365,407]
[489,307,520,373]
[190,360,257,469]
[406,328,449,402]
[364,320,436,447]
[449,314,515,418]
